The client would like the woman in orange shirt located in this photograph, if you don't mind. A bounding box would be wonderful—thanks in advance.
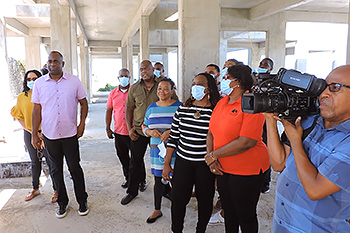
[205,65,270,233]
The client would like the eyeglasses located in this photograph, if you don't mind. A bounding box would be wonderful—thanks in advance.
[327,83,350,92]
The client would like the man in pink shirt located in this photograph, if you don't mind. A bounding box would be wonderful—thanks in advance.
[105,68,132,189]
[32,51,89,219]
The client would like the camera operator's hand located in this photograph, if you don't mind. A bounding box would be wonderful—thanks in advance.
[276,116,303,144]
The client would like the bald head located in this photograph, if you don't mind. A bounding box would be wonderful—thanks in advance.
[327,65,350,82]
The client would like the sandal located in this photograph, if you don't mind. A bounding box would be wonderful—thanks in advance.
[24,189,40,201]
[51,191,58,203]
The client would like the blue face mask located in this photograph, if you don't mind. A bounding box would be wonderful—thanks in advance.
[154,70,161,78]
[119,76,130,87]
[221,79,233,95]
[257,67,268,73]
[219,67,228,80]
[27,81,35,89]
[191,85,206,100]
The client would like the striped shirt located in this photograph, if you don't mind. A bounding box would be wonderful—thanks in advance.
[143,101,182,176]
[167,105,213,162]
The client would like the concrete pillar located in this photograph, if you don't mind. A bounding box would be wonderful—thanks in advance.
[0,17,12,138]
[71,18,78,76]
[50,0,72,73]
[127,37,133,80]
[219,31,227,68]
[347,1,350,64]
[250,44,265,71]
[86,47,92,102]
[178,0,220,101]
[25,36,41,70]
[121,45,127,68]
[162,52,168,77]
[78,36,86,90]
[140,15,149,61]
[266,13,286,72]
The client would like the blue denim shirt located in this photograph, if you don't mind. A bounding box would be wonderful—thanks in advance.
[273,115,350,233]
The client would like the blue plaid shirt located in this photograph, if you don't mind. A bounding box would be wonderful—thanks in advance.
[273,115,350,233]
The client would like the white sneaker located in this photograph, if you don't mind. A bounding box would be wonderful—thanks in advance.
[209,210,225,225]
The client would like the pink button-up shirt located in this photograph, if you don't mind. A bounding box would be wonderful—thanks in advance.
[31,72,86,140]
[106,87,129,135]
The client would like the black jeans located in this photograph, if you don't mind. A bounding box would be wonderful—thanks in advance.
[171,156,215,233]
[24,130,55,190]
[217,171,265,233]
[114,133,131,181]
[43,135,88,206]
[126,133,148,196]
[153,176,171,210]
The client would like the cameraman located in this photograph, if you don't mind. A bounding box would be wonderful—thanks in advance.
[264,65,350,232]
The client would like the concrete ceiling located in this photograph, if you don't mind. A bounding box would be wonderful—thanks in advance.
[6,0,350,44]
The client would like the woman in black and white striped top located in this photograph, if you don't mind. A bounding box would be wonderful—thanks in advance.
[162,73,220,233]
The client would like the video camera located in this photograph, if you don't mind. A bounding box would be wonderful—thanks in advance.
[242,68,327,119]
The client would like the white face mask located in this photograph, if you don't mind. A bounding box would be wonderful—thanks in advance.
[27,81,35,89]
[119,76,130,87]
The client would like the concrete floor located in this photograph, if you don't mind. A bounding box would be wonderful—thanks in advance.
[0,103,275,233]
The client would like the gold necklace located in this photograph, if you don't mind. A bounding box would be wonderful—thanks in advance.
[193,98,210,119]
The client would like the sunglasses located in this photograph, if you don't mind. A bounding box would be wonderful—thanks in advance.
[327,83,350,92]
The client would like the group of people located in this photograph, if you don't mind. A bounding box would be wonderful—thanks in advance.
[12,50,350,232]
[107,57,350,233]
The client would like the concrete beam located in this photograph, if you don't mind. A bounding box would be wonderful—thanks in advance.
[89,40,121,47]
[286,10,348,23]
[29,27,50,37]
[250,0,313,20]
[15,4,50,18]
[4,18,29,35]
[67,0,88,44]
[142,0,161,15]
[121,0,160,47]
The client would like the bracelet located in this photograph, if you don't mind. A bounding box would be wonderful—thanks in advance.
[209,151,217,161]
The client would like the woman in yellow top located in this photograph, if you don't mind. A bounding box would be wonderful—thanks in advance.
[11,70,57,202]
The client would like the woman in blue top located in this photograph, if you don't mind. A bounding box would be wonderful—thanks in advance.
[142,79,182,224]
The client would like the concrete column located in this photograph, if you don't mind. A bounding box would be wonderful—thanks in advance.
[347,1,350,64]
[140,15,149,61]
[86,47,92,102]
[78,35,87,91]
[219,31,227,68]
[178,0,220,100]
[250,44,265,70]
[127,37,133,80]
[25,36,41,70]
[121,45,127,68]
[266,13,286,72]
[162,52,168,77]
[0,17,12,138]
[71,18,78,76]
[50,0,72,73]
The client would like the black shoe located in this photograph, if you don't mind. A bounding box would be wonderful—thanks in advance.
[121,180,128,189]
[146,212,163,223]
[139,182,147,192]
[56,204,68,218]
[261,184,270,194]
[78,202,89,216]
[121,193,137,205]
